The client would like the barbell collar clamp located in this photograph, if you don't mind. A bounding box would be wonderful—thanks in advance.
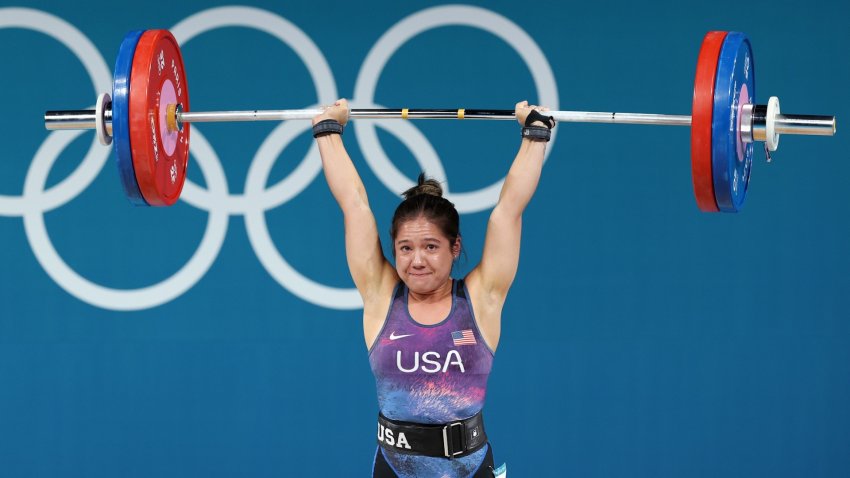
[740,104,755,143]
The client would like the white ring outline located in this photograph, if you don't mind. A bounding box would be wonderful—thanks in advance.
[243,119,363,310]
[0,7,112,216]
[1,8,228,311]
[352,4,559,213]
[169,6,361,308]
[22,127,230,311]
[169,6,338,214]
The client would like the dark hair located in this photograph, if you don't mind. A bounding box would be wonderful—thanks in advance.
[390,173,460,253]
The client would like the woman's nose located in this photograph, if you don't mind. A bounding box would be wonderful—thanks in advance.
[412,250,424,265]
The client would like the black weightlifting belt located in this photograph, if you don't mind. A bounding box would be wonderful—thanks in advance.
[377,411,487,458]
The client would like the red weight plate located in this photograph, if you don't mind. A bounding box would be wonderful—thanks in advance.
[690,31,727,213]
[129,29,190,206]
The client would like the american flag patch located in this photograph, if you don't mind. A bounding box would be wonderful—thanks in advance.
[452,329,477,346]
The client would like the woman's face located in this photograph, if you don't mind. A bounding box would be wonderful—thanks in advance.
[393,216,459,294]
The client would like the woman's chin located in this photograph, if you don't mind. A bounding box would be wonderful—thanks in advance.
[405,274,452,293]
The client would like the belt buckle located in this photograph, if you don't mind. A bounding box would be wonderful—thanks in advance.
[442,421,465,458]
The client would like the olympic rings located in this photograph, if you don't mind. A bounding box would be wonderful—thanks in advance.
[353,4,559,213]
[0,5,558,311]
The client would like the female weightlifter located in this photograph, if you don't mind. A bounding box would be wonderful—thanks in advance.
[313,99,555,478]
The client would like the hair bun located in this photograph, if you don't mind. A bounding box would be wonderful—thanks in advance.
[402,172,443,199]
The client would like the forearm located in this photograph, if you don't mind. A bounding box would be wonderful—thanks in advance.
[496,138,547,217]
[317,134,370,214]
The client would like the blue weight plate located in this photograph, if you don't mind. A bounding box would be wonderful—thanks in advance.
[112,30,148,206]
[711,32,755,212]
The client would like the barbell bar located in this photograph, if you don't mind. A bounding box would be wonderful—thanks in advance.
[44,105,836,133]
[42,29,837,211]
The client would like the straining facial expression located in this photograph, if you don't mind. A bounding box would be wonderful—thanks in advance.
[393,216,460,293]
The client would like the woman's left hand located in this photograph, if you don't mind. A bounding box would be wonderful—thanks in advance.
[515,100,553,128]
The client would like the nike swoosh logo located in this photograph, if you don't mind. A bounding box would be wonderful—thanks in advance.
[389,332,414,340]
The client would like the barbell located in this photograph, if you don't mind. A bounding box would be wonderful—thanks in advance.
[43,29,836,211]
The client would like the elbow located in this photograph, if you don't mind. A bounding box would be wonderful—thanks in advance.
[339,186,370,213]
[493,196,526,221]
[490,203,523,227]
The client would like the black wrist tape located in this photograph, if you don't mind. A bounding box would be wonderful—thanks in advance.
[521,126,551,142]
[312,119,344,138]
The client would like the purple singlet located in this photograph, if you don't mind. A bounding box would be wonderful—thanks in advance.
[369,279,494,477]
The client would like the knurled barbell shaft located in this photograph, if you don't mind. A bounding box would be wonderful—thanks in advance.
[175,109,696,125]
[43,106,838,137]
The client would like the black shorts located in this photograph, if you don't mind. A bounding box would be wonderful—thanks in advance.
[372,444,495,478]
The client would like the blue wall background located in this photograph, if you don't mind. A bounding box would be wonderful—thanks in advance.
[1,1,849,476]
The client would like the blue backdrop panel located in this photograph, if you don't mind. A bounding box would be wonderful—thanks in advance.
[1,1,849,477]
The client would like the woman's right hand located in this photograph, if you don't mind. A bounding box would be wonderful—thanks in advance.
[313,98,350,126]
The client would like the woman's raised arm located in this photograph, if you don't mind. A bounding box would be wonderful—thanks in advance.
[467,100,555,348]
[314,99,396,301]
